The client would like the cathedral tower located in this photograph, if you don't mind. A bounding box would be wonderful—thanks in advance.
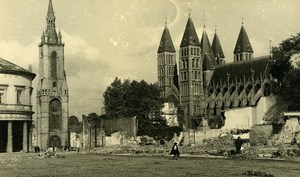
[36,0,69,150]
[179,15,204,129]
[233,24,253,62]
[157,21,177,99]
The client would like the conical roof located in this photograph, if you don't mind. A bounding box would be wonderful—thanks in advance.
[202,53,213,70]
[212,32,225,58]
[234,25,253,54]
[180,17,200,47]
[200,30,217,66]
[158,26,176,53]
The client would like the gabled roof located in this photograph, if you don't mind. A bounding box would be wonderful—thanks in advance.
[212,32,225,59]
[158,26,176,53]
[200,30,217,66]
[209,56,270,86]
[234,25,253,54]
[0,57,35,80]
[180,17,200,47]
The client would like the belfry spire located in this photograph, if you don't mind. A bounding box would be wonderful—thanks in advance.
[45,0,58,43]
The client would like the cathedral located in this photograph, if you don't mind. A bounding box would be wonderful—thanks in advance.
[36,0,69,150]
[157,14,274,129]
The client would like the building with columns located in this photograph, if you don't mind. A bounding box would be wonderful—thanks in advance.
[157,14,275,130]
[0,58,35,153]
[36,0,69,150]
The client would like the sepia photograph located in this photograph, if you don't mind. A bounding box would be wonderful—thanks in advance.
[0,0,300,176]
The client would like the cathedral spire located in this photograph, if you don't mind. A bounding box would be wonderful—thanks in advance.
[234,25,253,54]
[202,53,213,71]
[200,30,216,66]
[212,30,225,64]
[233,24,253,61]
[45,0,58,44]
[180,16,200,47]
[157,22,175,53]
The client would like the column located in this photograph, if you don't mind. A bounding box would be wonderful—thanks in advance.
[28,128,32,152]
[23,121,28,152]
[6,121,12,153]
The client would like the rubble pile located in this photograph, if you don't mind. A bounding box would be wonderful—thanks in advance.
[203,134,235,156]
[30,152,65,159]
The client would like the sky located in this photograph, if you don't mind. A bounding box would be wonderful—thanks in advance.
[0,0,300,118]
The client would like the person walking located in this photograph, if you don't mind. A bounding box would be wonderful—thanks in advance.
[170,142,180,159]
[234,136,244,154]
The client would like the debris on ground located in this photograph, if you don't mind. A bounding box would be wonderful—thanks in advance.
[243,170,274,177]
[29,152,65,159]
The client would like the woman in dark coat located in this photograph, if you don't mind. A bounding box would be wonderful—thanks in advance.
[170,142,180,159]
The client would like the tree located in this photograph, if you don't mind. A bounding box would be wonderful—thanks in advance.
[103,78,169,139]
[269,32,300,110]
[103,77,130,119]
[68,115,82,133]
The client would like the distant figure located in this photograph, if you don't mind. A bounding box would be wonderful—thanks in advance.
[234,136,244,154]
[170,142,180,159]
[34,145,40,153]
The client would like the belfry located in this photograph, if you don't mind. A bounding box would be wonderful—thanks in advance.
[36,0,69,150]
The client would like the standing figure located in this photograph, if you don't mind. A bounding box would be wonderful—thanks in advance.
[234,136,244,154]
[170,142,180,159]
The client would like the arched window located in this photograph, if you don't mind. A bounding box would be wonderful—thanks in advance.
[49,99,62,130]
[50,52,57,79]
[192,59,195,68]
[196,59,199,68]
[194,71,197,79]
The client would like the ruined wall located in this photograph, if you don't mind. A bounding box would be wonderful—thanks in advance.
[255,96,276,124]
[223,107,255,130]
[223,96,276,130]
[162,102,179,126]
[183,129,223,146]
[102,117,137,137]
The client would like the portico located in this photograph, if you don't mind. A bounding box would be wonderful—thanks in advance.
[0,120,31,153]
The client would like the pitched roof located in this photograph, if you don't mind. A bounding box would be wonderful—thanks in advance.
[180,17,200,47]
[200,30,217,66]
[157,26,176,53]
[209,56,270,86]
[234,25,253,54]
[212,32,225,59]
[0,57,36,79]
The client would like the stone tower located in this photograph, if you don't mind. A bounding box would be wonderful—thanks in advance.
[233,24,253,62]
[179,15,204,129]
[157,21,176,99]
[36,0,69,150]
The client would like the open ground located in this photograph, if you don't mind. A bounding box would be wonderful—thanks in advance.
[0,153,300,177]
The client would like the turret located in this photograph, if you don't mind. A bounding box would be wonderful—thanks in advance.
[234,24,253,62]
[157,21,176,99]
